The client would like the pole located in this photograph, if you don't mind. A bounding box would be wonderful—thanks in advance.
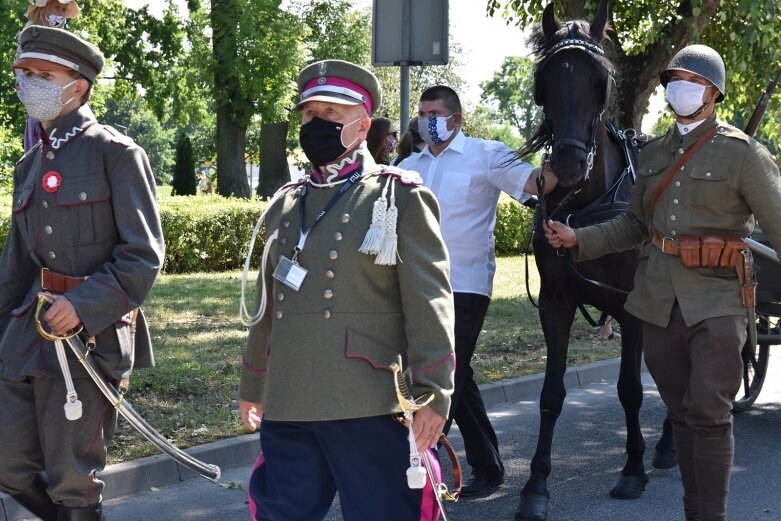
[400,0,411,132]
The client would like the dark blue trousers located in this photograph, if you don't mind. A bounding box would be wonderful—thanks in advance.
[249,415,440,521]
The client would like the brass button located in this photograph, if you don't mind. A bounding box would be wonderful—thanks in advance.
[334,232,343,241]
[48,251,56,260]
[325,270,335,279]
[341,213,350,223]
[674,181,681,188]
[329,250,338,260]
[44,226,53,234]
[78,192,87,201]
[670,215,677,221]
[277,292,285,301]
[280,237,288,245]
[46,151,55,160]
[42,200,48,208]
[283,220,291,228]
[323,289,333,299]
[323,309,332,319]
[275,310,283,319]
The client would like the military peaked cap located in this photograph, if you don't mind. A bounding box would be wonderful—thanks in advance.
[295,59,382,115]
[14,26,103,83]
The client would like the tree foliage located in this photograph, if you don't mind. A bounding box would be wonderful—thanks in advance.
[480,55,542,142]
[484,0,781,154]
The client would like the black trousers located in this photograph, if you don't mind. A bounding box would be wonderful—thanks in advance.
[443,292,503,480]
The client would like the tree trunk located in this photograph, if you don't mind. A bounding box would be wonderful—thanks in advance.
[215,105,250,198]
[257,121,291,198]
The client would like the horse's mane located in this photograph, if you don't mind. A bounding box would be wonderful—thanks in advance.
[517,16,614,160]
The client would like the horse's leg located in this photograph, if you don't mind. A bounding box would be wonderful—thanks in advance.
[652,415,678,469]
[609,315,649,499]
[515,297,577,521]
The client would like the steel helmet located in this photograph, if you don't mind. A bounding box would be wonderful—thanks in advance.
[660,44,726,103]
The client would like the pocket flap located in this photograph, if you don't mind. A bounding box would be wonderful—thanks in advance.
[12,186,34,213]
[638,158,669,177]
[688,166,727,181]
[55,174,111,206]
[345,328,402,370]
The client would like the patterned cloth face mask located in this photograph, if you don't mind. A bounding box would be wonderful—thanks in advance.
[17,74,76,122]
[418,114,455,146]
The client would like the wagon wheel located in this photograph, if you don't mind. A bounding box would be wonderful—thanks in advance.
[732,315,771,413]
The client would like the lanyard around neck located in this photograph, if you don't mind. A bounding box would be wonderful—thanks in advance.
[293,169,363,261]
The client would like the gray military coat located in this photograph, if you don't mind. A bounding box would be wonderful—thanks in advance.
[239,152,456,421]
[0,105,165,382]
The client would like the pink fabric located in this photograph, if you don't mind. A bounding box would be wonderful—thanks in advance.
[303,76,373,114]
[248,452,265,520]
[419,448,443,521]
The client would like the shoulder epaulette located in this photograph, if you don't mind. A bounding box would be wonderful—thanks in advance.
[379,166,422,186]
[101,125,135,147]
[714,124,751,145]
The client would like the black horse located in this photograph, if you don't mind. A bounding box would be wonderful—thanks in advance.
[513,2,671,520]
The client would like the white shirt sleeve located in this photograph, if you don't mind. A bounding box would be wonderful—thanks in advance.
[486,140,534,202]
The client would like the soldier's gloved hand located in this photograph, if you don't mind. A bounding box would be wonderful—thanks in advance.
[239,399,263,431]
[39,293,81,336]
[412,405,445,453]
[544,219,577,249]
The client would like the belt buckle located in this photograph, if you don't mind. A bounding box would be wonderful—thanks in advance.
[40,268,50,290]
[661,236,675,254]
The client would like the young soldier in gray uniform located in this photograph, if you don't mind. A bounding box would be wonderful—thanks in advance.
[0,26,164,520]
[544,45,781,521]
[238,60,455,521]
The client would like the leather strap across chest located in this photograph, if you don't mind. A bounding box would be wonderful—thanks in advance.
[649,126,719,213]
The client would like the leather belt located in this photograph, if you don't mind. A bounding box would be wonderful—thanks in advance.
[41,268,88,293]
[650,230,681,256]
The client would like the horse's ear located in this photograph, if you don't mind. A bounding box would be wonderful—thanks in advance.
[542,3,560,39]
[590,0,609,42]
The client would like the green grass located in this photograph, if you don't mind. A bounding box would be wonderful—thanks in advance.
[108,257,621,463]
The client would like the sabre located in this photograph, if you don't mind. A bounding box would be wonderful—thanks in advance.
[35,295,222,482]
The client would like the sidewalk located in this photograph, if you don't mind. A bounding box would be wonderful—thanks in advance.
[1,358,627,521]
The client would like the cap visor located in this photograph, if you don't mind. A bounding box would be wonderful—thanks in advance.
[13,57,73,73]
[294,93,363,111]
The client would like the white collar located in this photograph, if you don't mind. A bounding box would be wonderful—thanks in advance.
[676,118,706,135]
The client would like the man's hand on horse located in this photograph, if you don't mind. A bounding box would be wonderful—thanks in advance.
[544,220,578,249]
[39,292,81,336]
[527,163,558,195]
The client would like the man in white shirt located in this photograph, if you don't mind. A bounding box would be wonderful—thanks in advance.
[399,85,556,497]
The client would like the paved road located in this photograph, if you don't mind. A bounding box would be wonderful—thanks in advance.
[99,352,781,521]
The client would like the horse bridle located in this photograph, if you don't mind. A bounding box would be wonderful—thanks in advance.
[535,28,615,206]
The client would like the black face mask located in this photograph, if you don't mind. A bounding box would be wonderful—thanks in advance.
[299,116,357,167]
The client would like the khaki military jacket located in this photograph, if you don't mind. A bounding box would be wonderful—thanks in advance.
[0,105,165,382]
[574,112,781,327]
[239,152,456,421]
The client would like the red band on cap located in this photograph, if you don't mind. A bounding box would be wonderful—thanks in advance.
[302,76,373,114]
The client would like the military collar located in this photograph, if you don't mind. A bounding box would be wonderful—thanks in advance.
[41,105,97,151]
[668,111,718,152]
[309,145,368,186]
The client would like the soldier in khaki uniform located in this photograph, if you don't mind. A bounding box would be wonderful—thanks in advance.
[0,27,164,520]
[544,45,781,521]
[238,60,455,521]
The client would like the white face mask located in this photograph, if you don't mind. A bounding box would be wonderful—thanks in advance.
[17,74,77,122]
[418,114,455,146]
[46,14,67,27]
[665,80,707,117]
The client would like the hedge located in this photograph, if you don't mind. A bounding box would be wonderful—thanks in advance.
[0,191,534,274]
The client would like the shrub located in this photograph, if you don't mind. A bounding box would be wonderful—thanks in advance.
[0,192,533,273]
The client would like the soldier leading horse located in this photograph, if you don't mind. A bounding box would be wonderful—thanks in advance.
[514,2,655,520]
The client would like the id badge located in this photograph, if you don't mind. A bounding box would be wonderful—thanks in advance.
[273,255,308,291]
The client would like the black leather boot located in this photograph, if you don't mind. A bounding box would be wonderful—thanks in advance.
[57,502,104,521]
[10,473,58,521]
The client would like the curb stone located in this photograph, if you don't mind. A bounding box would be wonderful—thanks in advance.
[2,357,634,520]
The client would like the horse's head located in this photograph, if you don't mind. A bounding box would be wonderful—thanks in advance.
[526,1,613,188]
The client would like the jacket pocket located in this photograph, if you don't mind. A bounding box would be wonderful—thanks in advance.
[687,166,730,207]
[344,328,402,370]
[54,174,111,244]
